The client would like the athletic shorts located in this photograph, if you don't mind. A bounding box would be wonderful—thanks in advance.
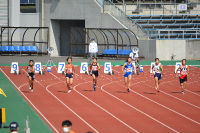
[124,72,132,77]
[27,73,35,80]
[154,73,162,80]
[66,73,73,78]
[180,77,187,83]
[92,71,99,77]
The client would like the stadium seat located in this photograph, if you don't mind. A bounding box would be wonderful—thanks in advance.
[30,46,39,51]
[20,46,26,51]
[2,46,8,52]
[14,46,20,51]
[0,46,1,51]
[25,46,31,51]
[8,46,14,51]
[101,49,108,54]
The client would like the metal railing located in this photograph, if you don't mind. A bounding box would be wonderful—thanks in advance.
[147,30,200,40]
[116,0,200,15]
[103,0,148,38]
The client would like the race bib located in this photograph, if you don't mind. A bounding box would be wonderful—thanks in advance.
[181,71,186,75]
[67,68,72,73]
[127,68,132,72]
[92,66,97,71]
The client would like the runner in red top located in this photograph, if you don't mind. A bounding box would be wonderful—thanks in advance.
[65,57,76,93]
[176,59,189,94]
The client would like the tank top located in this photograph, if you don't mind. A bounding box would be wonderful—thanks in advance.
[153,63,161,73]
[180,65,187,79]
[28,65,34,73]
[91,63,98,71]
[124,62,132,72]
[65,64,73,74]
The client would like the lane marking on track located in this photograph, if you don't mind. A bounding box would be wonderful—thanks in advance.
[113,67,200,107]
[141,79,200,109]
[117,83,200,125]
[50,72,139,133]
[101,81,179,133]
[73,81,139,133]
[0,68,59,133]
[45,81,99,133]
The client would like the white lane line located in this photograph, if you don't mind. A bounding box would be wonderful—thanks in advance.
[160,90,200,109]
[101,81,179,133]
[50,72,139,133]
[46,81,99,133]
[185,89,200,97]
[117,83,200,125]
[0,68,59,133]
[141,79,200,109]
[73,81,139,133]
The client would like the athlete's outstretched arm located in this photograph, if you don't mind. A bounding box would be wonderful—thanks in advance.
[97,63,100,70]
[23,66,28,74]
[175,66,181,77]
[121,63,127,74]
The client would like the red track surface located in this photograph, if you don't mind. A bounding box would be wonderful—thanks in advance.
[1,66,200,133]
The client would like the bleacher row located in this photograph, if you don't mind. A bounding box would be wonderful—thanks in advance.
[129,14,200,39]
[101,49,132,55]
[0,46,39,52]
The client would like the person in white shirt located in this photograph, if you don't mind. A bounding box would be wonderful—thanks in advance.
[129,50,139,67]
[89,38,98,63]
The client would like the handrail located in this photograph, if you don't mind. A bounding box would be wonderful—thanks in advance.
[103,0,147,38]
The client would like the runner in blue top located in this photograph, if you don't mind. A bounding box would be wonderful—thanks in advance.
[122,57,136,92]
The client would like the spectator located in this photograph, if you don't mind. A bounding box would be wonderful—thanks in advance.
[62,120,75,133]
[89,38,98,64]
[9,122,19,133]
[129,50,139,68]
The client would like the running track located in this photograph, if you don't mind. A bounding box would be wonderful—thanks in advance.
[0,66,200,133]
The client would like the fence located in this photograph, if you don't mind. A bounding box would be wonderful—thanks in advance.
[0,27,49,54]
[70,27,138,58]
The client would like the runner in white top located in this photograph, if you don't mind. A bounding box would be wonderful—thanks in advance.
[152,58,163,93]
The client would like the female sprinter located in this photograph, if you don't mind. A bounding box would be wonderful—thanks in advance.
[89,57,100,91]
[65,57,76,93]
[122,57,136,92]
[152,58,163,92]
[23,60,35,92]
[176,59,189,94]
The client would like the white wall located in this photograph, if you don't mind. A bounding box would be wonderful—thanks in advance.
[156,40,186,60]
[20,13,39,27]
[9,0,20,27]
[50,20,60,56]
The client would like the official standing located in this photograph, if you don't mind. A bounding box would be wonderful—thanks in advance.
[89,38,98,64]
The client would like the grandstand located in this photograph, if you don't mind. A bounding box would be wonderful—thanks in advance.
[129,14,200,39]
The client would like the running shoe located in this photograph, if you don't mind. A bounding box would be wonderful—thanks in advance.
[155,87,157,90]
[68,90,71,93]
[181,91,184,94]
[31,87,33,92]
[29,86,31,90]
[157,90,160,93]
[127,88,130,92]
